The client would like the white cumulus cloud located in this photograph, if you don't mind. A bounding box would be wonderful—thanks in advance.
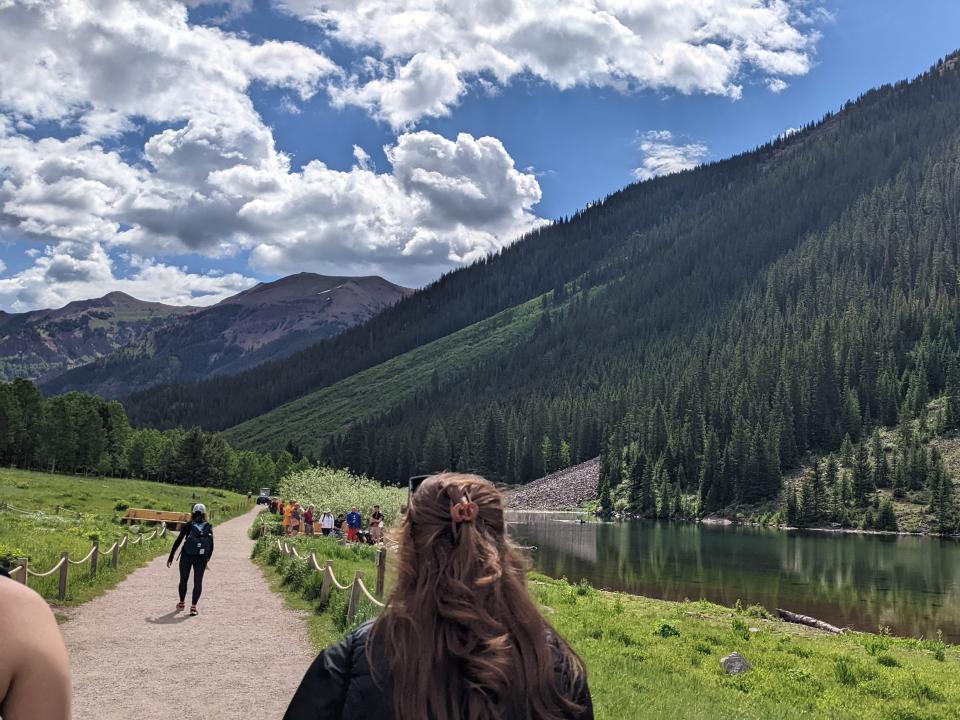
[238,131,544,282]
[0,0,825,311]
[632,130,709,181]
[281,0,824,127]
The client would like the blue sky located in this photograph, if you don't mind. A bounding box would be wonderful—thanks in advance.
[0,0,958,310]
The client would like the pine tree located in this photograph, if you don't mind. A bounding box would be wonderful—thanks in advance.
[875,498,899,532]
[421,420,451,473]
[785,485,799,526]
[597,476,613,517]
[851,441,873,505]
[840,433,854,468]
[870,429,889,488]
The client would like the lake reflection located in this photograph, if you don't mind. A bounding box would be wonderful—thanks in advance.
[508,512,960,642]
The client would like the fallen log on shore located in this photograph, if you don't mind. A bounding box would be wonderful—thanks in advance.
[775,608,846,635]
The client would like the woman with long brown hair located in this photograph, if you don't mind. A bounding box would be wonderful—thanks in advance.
[284,472,592,720]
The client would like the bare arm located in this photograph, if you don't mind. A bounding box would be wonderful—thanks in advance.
[0,580,71,720]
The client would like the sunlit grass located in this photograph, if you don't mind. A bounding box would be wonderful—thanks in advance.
[0,468,250,603]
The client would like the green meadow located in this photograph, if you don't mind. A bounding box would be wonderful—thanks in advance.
[0,468,249,603]
[255,507,960,720]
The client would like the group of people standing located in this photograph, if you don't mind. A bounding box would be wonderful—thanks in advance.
[268,498,385,544]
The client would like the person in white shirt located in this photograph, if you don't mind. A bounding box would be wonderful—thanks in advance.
[320,509,335,536]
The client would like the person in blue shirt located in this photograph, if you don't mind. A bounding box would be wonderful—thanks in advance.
[346,506,362,543]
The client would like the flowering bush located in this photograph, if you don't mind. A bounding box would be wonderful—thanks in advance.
[277,466,406,527]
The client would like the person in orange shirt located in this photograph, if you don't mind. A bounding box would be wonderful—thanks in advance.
[282,500,293,536]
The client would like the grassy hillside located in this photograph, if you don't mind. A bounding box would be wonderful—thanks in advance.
[0,468,250,603]
[224,293,553,455]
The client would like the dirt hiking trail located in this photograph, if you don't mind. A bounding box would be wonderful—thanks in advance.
[62,507,312,720]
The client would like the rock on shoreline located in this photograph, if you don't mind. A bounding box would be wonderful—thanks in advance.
[505,458,599,510]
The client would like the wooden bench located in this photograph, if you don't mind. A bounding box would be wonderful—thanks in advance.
[121,508,191,530]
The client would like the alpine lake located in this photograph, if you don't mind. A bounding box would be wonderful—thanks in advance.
[508,511,960,642]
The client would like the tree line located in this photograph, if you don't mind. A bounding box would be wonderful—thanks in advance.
[0,379,310,492]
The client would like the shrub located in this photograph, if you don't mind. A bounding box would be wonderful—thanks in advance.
[283,558,311,591]
[266,542,281,565]
[655,623,680,638]
[877,654,900,667]
[744,604,773,620]
[303,571,325,601]
[114,501,129,511]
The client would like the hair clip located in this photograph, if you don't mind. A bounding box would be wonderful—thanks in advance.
[450,498,480,526]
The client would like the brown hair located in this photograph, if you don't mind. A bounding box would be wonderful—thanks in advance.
[370,473,585,720]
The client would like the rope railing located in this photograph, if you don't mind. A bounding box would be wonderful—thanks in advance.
[67,546,98,565]
[10,523,169,600]
[26,556,67,578]
[276,538,387,621]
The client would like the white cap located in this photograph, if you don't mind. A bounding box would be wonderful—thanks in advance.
[193,503,207,515]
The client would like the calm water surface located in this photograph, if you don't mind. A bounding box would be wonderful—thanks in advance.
[508,512,960,642]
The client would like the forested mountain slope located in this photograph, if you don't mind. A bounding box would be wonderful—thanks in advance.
[274,124,960,522]
[125,54,960,432]
[42,274,411,398]
[139,54,960,530]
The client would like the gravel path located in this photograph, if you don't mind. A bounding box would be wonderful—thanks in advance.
[62,507,313,720]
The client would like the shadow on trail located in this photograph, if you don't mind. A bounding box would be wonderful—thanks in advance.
[145,610,191,625]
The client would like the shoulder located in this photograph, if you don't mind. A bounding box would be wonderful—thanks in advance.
[0,578,66,658]
[312,622,374,680]
[0,577,53,621]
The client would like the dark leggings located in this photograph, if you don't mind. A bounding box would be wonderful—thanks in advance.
[178,554,207,605]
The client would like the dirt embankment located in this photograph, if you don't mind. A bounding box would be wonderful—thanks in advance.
[506,458,599,510]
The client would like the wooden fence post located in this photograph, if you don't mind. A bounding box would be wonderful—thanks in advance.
[16,557,27,586]
[58,552,69,600]
[111,541,120,569]
[320,561,334,606]
[90,541,99,577]
[347,570,364,621]
[376,548,387,597]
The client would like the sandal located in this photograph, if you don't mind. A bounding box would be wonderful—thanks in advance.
[190,605,198,616]
[176,602,185,611]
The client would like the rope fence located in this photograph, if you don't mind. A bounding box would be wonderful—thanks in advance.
[3,499,253,601]
[8,525,168,601]
[276,538,387,623]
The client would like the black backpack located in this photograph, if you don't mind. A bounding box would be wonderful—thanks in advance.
[183,522,213,557]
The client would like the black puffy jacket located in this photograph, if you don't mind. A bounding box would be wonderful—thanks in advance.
[284,622,593,720]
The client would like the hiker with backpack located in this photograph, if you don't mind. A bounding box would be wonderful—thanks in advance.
[167,503,214,616]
